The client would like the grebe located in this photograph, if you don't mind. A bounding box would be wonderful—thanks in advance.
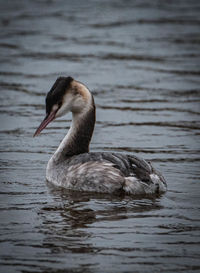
[34,77,167,195]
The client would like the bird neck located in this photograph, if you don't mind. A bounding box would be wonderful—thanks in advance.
[53,98,95,162]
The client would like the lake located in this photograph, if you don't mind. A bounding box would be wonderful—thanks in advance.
[0,0,200,272]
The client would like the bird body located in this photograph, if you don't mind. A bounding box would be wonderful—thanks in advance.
[46,152,166,195]
[34,77,167,195]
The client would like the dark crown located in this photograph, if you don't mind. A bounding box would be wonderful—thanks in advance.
[45,76,73,114]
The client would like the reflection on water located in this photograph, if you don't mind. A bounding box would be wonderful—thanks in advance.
[38,188,164,272]
[0,0,200,272]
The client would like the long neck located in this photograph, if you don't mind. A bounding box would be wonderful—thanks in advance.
[53,98,95,162]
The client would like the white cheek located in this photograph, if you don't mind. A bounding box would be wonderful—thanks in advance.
[71,97,85,112]
[55,94,73,118]
[56,103,70,118]
[54,93,86,118]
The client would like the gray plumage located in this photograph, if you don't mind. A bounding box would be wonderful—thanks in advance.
[47,152,167,195]
[35,77,167,196]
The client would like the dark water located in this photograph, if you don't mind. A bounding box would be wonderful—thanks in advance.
[0,0,200,272]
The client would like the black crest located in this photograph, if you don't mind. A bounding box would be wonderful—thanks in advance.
[45,76,73,114]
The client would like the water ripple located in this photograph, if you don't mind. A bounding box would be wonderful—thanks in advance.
[0,0,200,272]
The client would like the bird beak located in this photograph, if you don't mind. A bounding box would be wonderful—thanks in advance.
[33,109,57,137]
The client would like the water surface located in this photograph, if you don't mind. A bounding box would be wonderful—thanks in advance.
[0,0,200,272]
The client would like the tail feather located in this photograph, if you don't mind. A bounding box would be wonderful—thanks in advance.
[123,172,167,195]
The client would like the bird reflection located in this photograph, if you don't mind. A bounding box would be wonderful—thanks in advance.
[37,183,163,262]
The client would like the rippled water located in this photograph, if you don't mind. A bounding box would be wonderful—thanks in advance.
[0,0,200,272]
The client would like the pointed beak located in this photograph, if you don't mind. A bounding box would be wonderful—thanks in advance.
[33,110,57,137]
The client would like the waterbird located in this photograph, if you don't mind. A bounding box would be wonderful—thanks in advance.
[34,77,167,195]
